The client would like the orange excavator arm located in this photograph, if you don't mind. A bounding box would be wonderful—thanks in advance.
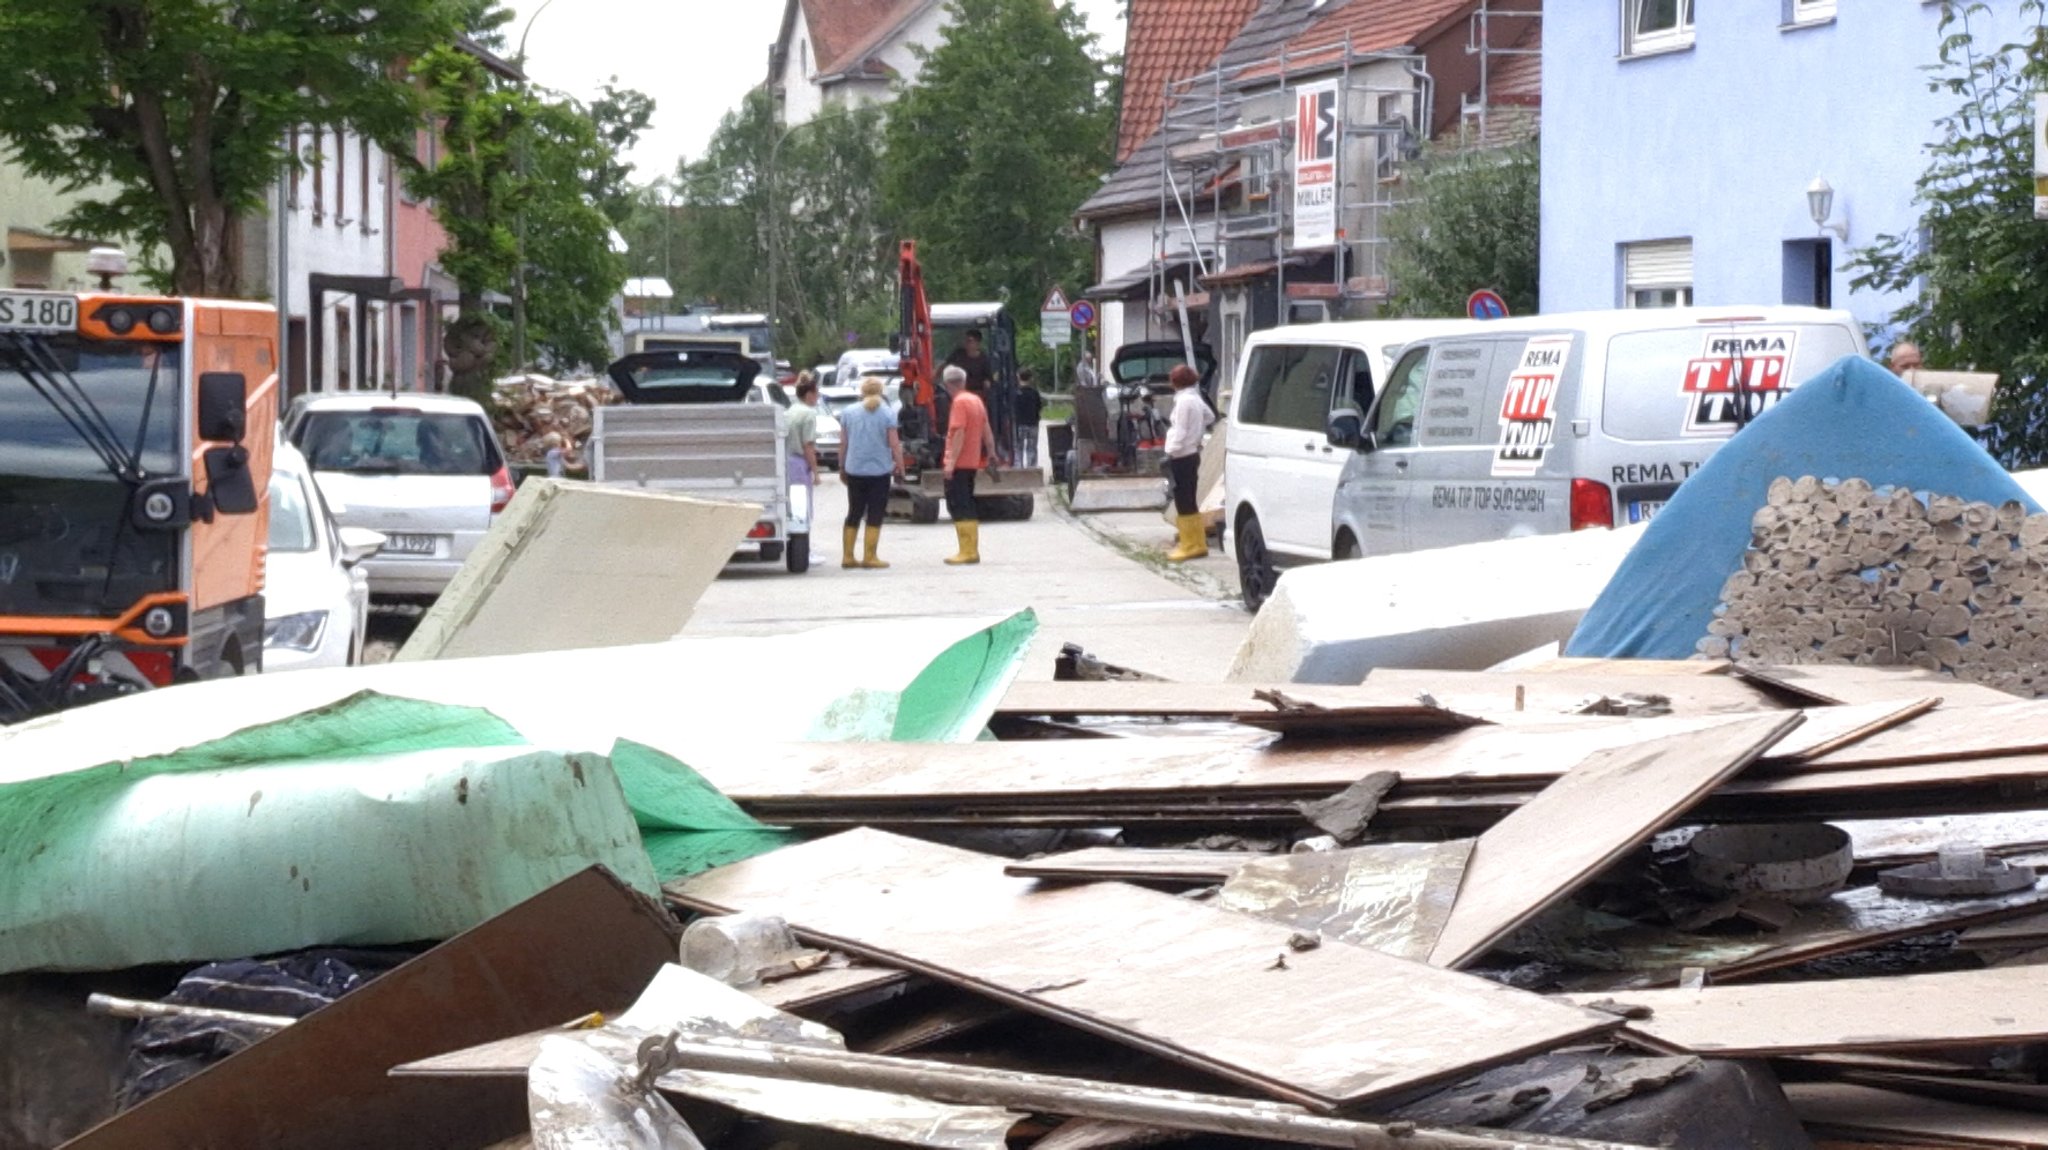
[898,240,935,427]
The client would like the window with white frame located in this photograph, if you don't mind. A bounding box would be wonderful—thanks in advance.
[1622,239,1694,308]
[1624,0,1695,56]
[1788,0,1836,25]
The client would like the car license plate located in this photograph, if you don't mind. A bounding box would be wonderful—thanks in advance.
[1627,501,1666,524]
[0,291,77,333]
[381,533,440,556]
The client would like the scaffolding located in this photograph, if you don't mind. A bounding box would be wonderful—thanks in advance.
[1149,36,1436,316]
[1461,0,1544,147]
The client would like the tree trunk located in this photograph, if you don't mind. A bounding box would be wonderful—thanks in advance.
[444,296,500,404]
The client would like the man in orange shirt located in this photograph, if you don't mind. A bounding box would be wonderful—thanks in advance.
[941,363,998,565]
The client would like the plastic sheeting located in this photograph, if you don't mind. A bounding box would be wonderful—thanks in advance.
[0,694,659,975]
[1567,358,2041,660]
[0,612,1040,787]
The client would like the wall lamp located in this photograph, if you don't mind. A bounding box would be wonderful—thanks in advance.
[1807,177,1849,242]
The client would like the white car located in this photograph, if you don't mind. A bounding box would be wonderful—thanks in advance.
[746,380,843,470]
[262,444,384,670]
[285,393,515,601]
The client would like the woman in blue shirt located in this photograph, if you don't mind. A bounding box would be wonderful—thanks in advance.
[837,378,904,569]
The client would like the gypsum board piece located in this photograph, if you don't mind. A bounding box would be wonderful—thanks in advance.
[1558,962,2048,1058]
[397,1032,1663,1150]
[669,828,1621,1112]
[1427,713,1803,968]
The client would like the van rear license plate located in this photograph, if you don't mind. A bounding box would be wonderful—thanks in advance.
[1627,501,1666,524]
[381,533,439,556]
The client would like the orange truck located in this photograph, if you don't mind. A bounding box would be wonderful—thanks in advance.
[0,289,277,721]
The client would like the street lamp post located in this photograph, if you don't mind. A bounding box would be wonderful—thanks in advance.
[510,0,560,373]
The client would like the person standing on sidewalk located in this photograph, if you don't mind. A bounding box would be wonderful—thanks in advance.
[837,378,903,569]
[942,364,997,566]
[1013,368,1044,468]
[1164,363,1214,562]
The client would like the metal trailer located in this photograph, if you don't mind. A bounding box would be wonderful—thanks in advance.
[594,345,812,573]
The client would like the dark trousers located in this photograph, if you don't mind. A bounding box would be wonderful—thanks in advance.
[843,473,891,528]
[1169,453,1201,515]
[1015,423,1040,467]
[945,469,979,523]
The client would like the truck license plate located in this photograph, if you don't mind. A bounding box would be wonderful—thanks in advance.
[1627,501,1666,524]
[0,291,77,333]
[381,533,439,556]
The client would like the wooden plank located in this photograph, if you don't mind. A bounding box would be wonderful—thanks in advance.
[1796,701,2048,769]
[1734,664,2020,708]
[1005,849,1261,884]
[997,682,1482,731]
[1957,909,2048,951]
[716,715,1781,809]
[1216,842,1474,962]
[1788,1083,2048,1149]
[1837,812,2048,865]
[1426,714,1802,968]
[750,964,913,1011]
[1560,964,2048,1056]
[1760,698,1940,763]
[1363,669,1787,717]
[669,829,1620,1111]
[1509,658,1731,677]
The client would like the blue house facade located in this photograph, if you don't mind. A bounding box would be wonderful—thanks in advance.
[1541,2,2018,344]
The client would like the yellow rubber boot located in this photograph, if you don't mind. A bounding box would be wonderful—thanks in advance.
[945,521,980,565]
[1167,514,1209,562]
[861,526,889,569]
[841,525,860,569]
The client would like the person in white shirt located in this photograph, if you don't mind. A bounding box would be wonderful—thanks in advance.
[1164,363,1215,562]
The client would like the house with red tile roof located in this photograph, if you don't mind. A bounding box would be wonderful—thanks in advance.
[768,0,950,126]
[1078,0,1539,377]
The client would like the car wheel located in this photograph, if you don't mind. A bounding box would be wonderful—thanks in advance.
[1237,516,1278,613]
[1335,532,1364,561]
[786,532,810,574]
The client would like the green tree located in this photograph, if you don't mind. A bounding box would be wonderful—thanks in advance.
[881,0,1115,305]
[407,44,527,399]
[776,105,897,364]
[1383,140,1540,318]
[670,89,777,314]
[0,0,470,297]
[521,93,640,372]
[1852,2,2048,465]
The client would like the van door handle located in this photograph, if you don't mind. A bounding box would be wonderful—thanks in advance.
[1304,442,1318,452]
[1394,459,1409,470]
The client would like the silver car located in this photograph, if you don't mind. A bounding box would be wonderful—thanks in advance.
[285,393,513,600]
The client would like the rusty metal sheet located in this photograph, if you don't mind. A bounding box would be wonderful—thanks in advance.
[58,867,678,1150]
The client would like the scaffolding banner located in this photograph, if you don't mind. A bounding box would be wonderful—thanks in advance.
[1292,80,1340,250]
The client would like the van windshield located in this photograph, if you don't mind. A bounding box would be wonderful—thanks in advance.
[1602,323,1865,442]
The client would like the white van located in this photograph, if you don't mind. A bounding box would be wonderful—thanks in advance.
[1324,305,1869,582]
[1225,319,1478,608]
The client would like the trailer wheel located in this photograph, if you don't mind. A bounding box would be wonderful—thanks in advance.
[786,533,810,573]
[910,495,941,525]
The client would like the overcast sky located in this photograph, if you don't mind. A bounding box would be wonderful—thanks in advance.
[502,0,1128,183]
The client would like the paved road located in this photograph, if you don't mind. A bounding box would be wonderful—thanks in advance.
[682,476,1251,680]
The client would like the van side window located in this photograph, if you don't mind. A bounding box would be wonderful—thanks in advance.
[1374,347,1430,447]
[1237,345,1341,433]
[1335,351,1374,418]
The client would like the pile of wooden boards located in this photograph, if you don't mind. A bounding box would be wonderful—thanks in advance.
[1706,475,2048,696]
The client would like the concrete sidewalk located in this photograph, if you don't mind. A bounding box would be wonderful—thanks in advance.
[682,478,1251,680]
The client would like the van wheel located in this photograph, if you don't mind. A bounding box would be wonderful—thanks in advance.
[1335,532,1364,561]
[1238,517,1278,612]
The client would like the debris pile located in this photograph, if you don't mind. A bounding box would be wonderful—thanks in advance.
[14,650,2048,1150]
[492,373,613,468]
[1709,476,2048,696]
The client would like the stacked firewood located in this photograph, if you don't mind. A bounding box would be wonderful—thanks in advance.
[1703,476,2048,697]
[493,374,613,466]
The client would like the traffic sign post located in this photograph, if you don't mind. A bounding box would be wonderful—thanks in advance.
[1467,289,1509,321]
[1040,286,1073,348]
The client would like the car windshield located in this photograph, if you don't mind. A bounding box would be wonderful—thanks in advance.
[297,409,499,476]
[0,334,182,617]
[267,471,318,553]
